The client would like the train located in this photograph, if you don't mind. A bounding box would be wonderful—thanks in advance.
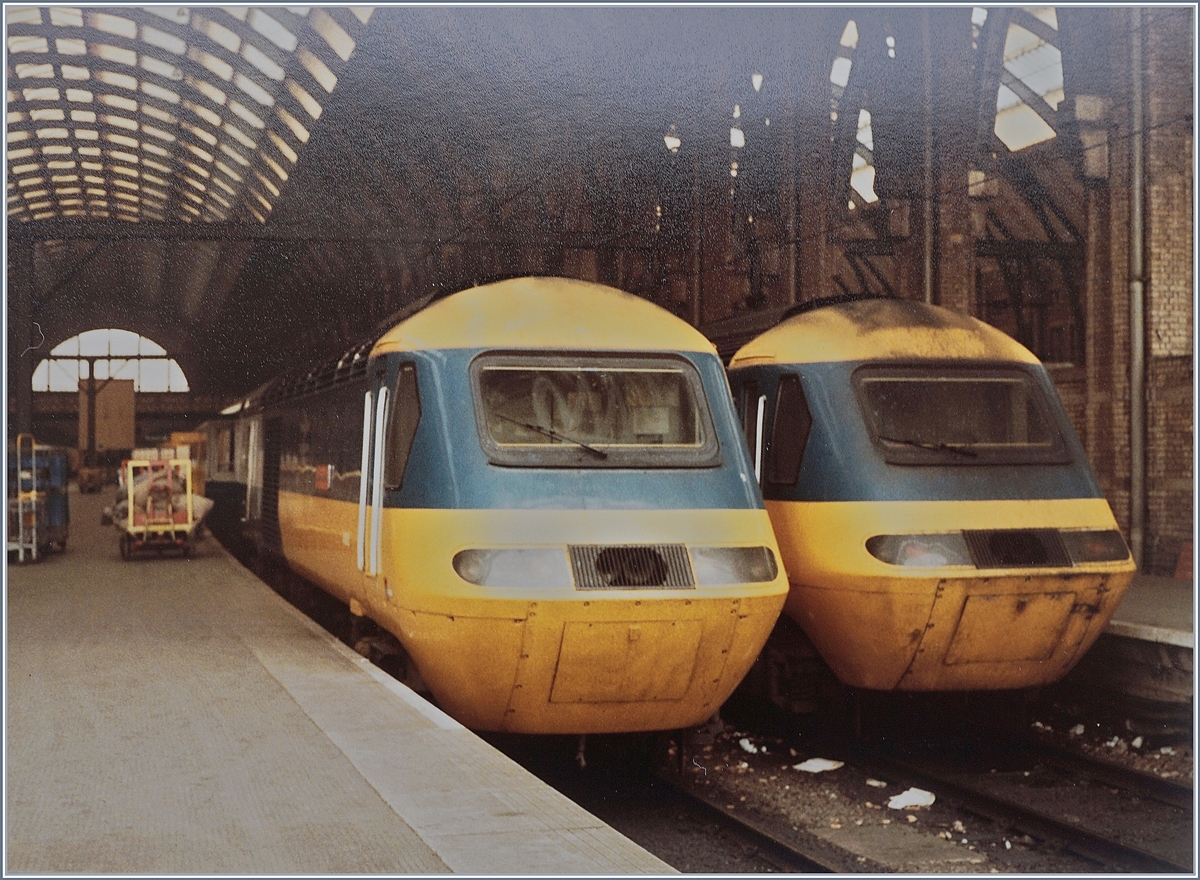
[725,295,1137,710]
[202,276,789,734]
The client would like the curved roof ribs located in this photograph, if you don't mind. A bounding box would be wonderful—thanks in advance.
[7,6,373,225]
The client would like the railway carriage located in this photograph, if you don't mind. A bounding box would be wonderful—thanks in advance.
[727,296,1136,699]
[217,277,789,733]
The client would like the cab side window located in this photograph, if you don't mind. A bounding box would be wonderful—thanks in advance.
[384,363,421,489]
[767,373,811,486]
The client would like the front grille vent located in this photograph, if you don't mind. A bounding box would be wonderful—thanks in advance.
[963,529,1071,569]
[568,544,695,590]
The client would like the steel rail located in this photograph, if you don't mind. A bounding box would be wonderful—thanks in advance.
[857,749,1191,873]
[1018,737,1194,812]
[655,769,847,873]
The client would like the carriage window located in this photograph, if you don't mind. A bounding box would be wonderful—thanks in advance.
[472,353,720,468]
[384,362,421,489]
[853,365,1068,465]
[215,428,234,471]
[767,373,811,485]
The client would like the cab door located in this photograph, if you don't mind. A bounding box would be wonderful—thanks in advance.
[356,359,421,611]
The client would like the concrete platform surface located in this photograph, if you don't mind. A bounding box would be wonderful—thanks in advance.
[1107,574,1195,648]
[6,488,674,874]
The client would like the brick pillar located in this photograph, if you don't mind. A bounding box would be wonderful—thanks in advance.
[794,19,838,302]
[8,238,35,439]
[1143,7,1194,573]
[930,7,975,313]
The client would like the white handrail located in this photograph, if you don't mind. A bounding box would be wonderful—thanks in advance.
[370,386,389,576]
[356,390,373,572]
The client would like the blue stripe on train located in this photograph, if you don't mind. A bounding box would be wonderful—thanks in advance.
[389,348,763,511]
[729,361,1103,503]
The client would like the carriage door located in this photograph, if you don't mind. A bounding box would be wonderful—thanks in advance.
[357,363,390,602]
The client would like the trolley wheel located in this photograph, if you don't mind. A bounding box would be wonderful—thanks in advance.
[119,533,132,560]
[181,540,191,558]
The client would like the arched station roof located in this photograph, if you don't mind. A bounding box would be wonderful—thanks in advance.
[7,6,1163,402]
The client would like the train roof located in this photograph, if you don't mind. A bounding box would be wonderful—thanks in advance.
[372,277,716,355]
[728,297,1039,367]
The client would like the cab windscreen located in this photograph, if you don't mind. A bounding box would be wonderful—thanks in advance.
[853,365,1069,465]
[471,353,720,468]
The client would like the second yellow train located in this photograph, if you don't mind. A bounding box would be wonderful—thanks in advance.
[726,295,1135,707]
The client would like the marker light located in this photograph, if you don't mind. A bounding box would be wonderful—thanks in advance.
[452,548,572,588]
[690,546,778,584]
[866,533,974,567]
[1060,529,1131,564]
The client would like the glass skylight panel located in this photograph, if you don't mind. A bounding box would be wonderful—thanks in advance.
[277,106,310,141]
[141,25,186,54]
[96,71,138,90]
[142,82,182,104]
[286,80,322,119]
[235,72,275,106]
[89,13,138,39]
[9,7,44,25]
[185,143,215,163]
[9,6,363,223]
[830,57,852,89]
[48,7,83,28]
[310,9,354,61]
[193,15,241,54]
[94,44,138,66]
[8,35,49,53]
[297,47,336,92]
[142,125,174,142]
[141,55,184,80]
[242,44,285,81]
[249,9,298,52]
[267,130,298,163]
[851,109,878,204]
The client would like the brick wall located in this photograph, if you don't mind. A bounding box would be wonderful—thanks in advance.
[1143,10,1194,573]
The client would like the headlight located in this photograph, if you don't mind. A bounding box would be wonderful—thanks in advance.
[452,548,573,588]
[866,533,974,567]
[1060,529,1131,563]
[690,546,778,584]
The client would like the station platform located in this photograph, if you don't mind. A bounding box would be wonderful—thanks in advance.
[1063,570,1194,710]
[1106,573,1194,648]
[6,488,673,874]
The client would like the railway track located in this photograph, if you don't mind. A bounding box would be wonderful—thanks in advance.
[855,742,1193,873]
[1016,736,1194,811]
[655,768,848,872]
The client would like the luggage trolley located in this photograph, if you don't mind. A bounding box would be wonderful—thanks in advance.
[119,457,195,559]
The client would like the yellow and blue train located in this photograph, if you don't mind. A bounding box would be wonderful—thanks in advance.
[206,277,788,733]
[727,296,1135,702]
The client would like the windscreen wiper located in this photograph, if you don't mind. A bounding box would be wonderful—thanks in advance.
[494,413,609,459]
[878,435,978,458]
